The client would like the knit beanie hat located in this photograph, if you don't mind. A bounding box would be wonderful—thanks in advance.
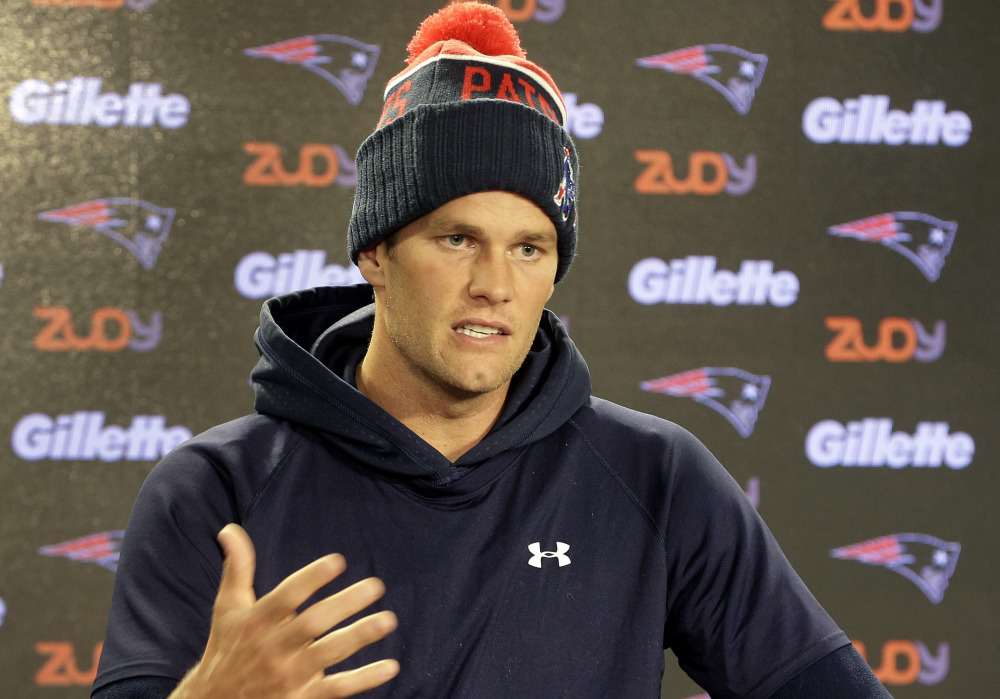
[347,1,579,282]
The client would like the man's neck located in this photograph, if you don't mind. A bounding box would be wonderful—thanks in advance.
[355,354,509,463]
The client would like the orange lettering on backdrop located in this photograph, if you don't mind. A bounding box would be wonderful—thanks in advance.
[876,317,918,362]
[634,150,676,194]
[298,144,339,187]
[32,0,126,7]
[687,151,727,195]
[633,150,728,195]
[824,316,918,362]
[874,641,921,685]
[33,307,74,351]
[243,142,285,186]
[88,307,131,351]
[822,0,857,30]
[860,0,914,31]
[495,0,536,22]
[33,307,130,352]
[35,642,103,686]
[823,0,915,31]
[244,143,346,187]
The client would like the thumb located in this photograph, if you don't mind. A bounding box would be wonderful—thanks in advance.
[215,523,257,610]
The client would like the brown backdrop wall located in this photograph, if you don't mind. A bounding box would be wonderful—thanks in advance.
[2,1,997,696]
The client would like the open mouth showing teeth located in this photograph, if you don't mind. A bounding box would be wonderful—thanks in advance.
[456,323,504,338]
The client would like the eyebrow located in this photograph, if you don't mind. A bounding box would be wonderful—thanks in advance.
[430,218,558,244]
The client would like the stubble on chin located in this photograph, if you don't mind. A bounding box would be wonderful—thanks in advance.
[392,328,535,400]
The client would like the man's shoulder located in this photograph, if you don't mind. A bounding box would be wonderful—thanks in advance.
[568,396,729,493]
[572,395,701,449]
[143,412,309,493]
[183,412,292,449]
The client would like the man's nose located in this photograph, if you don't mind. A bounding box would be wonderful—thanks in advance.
[468,249,513,304]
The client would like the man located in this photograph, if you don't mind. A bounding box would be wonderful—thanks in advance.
[94,3,892,697]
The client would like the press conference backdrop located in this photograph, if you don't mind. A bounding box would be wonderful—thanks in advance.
[2,0,998,696]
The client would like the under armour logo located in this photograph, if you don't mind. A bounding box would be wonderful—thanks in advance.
[527,542,571,568]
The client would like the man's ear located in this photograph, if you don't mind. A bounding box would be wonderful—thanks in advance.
[357,241,387,287]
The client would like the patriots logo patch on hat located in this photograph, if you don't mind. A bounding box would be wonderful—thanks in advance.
[553,147,577,225]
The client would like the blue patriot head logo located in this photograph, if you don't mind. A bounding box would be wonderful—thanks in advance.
[828,212,956,282]
[37,198,175,270]
[637,44,767,115]
[245,35,380,106]
[38,531,125,573]
[831,533,960,604]
[640,367,770,438]
[553,147,578,226]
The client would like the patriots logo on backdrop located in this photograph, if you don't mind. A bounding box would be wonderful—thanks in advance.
[636,44,768,114]
[553,147,577,225]
[831,533,960,604]
[828,212,957,282]
[245,35,380,106]
[37,198,175,270]
[640,367,770,438]
[38,531,125,573]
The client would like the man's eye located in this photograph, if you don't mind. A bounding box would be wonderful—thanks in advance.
[447,235,466,246]
[520,245,537,257]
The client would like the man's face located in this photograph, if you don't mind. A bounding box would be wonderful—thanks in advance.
[361,191,559,399]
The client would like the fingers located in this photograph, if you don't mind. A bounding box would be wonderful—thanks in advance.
[281,605,398,690]
[266,569,397,690]
[204,525,400,697]
[255,551,349,628]
[215,524,258,610]
[306,607,398,668]
[280,577,388,649]
[311,659,401,699]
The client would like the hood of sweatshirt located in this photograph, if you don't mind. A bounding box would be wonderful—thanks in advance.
[250,284,591,486]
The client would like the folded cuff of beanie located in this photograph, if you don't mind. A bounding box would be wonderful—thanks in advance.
[347,99,578,282]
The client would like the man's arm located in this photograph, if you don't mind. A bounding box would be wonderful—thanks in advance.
[94,525,398,698]
[770,644,893,698]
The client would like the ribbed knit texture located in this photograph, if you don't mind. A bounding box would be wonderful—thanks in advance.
[348,99,578,282]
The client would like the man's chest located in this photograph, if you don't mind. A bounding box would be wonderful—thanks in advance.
[247,452,669,696]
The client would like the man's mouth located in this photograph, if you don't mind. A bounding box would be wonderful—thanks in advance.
[456,323,506,338]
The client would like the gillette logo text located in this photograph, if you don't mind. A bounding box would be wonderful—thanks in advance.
[629,256,799,306]
[806,419,973,469]
[803,96,970,146]
[235,250,365,299]
[9,78,190,128]
[12,412,191,461]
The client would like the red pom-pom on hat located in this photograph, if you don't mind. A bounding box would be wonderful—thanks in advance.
[406,1,526,64]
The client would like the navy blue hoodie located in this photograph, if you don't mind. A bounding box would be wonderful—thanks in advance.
[94,284,849,698]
